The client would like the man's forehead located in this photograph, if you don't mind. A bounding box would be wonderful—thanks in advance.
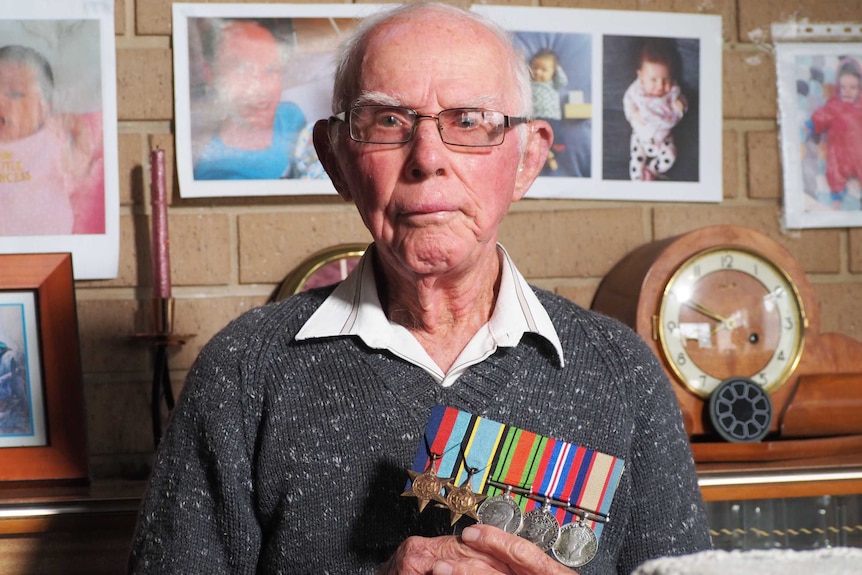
[362,10,509,66]
[356,18,513,106]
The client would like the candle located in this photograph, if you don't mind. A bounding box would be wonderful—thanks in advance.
[150,148,171,299]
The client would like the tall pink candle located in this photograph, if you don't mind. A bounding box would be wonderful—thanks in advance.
[150,148,171,299]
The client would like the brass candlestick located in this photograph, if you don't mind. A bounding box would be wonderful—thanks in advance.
[136,297,192,447]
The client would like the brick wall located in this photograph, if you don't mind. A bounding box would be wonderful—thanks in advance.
[81,0,862,478]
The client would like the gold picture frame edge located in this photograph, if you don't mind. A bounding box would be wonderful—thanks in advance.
[275,242,369,301]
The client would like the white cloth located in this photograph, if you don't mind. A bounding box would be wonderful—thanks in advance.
[630,547,862,575]
[296,243,564,386]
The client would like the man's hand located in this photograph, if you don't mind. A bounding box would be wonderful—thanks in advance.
[378,525,578,575]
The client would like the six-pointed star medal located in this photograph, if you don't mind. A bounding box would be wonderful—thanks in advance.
[444,474,487,524]
[402,466,451,512]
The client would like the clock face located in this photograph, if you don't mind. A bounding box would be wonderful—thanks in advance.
[656,247,807,397]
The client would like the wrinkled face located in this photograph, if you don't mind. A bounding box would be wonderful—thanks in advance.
[530,55,556,83]
[839,72,860,104]
[213,22,283,129]
[332,12,536,279]
[0,60,48,142]
[638,60,673,98]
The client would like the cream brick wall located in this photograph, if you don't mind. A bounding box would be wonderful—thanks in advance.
[80,0,862,478]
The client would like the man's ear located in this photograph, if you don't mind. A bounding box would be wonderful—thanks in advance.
[312,119,352,201]
[512,119,553,201]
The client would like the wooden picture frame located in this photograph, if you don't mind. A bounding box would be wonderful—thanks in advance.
[0,253,88,484]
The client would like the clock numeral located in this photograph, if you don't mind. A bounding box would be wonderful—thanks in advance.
[757,372,768,384]
[676,352,687,366]
[721,254,734,269]
[774,286,785,298]
[777,350,786,361]
[666,320,677,333]
[784,317,794,331]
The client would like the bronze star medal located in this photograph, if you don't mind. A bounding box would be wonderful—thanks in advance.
[444,468,486,525]
[402,453,451,513]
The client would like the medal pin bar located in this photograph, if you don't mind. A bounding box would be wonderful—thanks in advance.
[482,478,610,524]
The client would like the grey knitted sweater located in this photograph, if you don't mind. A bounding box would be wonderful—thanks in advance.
[128,286,711,575]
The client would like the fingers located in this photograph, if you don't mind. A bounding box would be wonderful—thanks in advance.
[378,536,454,575]
[380,526,579,575]
[379,535,511,575]
[455,525,578,575]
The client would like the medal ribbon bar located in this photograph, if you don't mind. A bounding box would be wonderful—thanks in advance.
[408,405,626,540]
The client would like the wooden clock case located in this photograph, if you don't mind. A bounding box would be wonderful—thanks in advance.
[592,225,862,460]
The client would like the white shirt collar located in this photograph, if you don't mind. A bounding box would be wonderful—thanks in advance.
[295,244,564,385]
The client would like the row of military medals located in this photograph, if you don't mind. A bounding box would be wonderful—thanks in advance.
[403,453,600,569]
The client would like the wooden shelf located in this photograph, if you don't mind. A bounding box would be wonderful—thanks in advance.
[696,453,862,501]
[0,480,144,575]
[0,480,143,535]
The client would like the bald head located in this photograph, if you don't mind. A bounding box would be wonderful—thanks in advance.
[330,3,532,118]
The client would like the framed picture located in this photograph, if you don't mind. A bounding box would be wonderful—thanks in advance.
[0,0,120,279]
[172,3,384,198]
[473,5,722,202]
[174,3,721,202]
[0,253,88,484]
[0,290,46,448]
[775,37,862,228]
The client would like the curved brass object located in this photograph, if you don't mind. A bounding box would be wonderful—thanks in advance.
[274,243,368,301]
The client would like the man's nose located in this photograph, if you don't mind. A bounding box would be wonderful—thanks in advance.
[405,117,447,178]
[414,115,442,135]
[411,115,447,146]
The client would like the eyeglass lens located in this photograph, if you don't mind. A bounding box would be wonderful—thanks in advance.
[349,106,508,146]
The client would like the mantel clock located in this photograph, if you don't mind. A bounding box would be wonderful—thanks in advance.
[592,225,817,439]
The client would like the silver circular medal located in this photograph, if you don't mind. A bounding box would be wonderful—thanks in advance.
[518,506,560,552]
[551,521,598,568]
[477,495,524,534]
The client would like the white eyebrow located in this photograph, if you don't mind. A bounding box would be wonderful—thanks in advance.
[353,91,404,107]
[352,91,502,111]
[462,95,497,109]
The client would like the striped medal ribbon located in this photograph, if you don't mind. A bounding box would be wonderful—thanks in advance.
[406,405,626,546]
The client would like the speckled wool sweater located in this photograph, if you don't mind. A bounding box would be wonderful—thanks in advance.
[128,286,712,575]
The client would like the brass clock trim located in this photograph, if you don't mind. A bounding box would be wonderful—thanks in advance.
[653,245,808,399]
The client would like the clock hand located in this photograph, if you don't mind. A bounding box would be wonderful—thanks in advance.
[682,300,728,324]
[712,311,742,334]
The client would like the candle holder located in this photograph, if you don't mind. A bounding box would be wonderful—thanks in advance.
[135,297,193,447]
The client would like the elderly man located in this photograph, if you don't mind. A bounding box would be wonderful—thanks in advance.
[129,4,711,574]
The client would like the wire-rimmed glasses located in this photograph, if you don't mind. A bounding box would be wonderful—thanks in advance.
[331,105,531,147]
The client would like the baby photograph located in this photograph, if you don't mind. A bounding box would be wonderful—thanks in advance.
[602,34,701,183]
